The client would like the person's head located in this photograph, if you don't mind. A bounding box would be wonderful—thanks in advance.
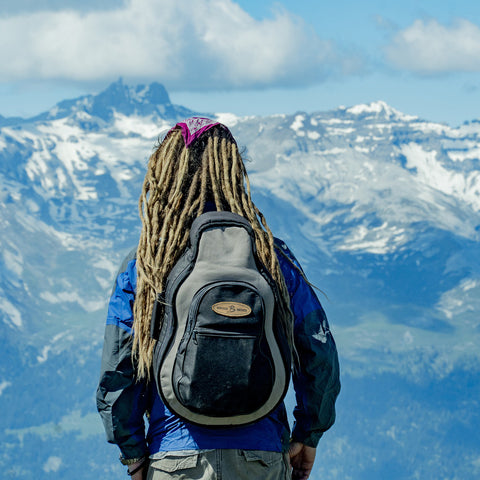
[133,118,292,378]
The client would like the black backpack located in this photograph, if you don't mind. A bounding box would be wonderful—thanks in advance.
[150,211,291,427]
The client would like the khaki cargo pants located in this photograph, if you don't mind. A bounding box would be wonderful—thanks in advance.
[147,449,291,480]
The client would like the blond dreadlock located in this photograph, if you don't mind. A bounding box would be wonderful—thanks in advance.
[133,126,294,379]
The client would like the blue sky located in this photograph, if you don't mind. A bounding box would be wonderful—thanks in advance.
[0,0,479,125]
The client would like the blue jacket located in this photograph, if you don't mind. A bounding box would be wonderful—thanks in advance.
[96,239,340,461]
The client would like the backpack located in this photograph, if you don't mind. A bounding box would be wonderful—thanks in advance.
[150,211,291,427]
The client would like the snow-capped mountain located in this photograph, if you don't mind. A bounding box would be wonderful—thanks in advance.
[1,81,479,479]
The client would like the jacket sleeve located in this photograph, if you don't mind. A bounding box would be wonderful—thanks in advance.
[96,249,149,461]
[275,239,341,448]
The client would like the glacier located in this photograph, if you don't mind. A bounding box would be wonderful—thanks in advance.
[1,79,479,479]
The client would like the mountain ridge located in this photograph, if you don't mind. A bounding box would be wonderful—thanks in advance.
[1,79,460,127]
[0,79,201,126]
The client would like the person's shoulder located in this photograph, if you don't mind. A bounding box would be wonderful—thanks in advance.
[116,247,137,276]
[110,247,138,295]
[274,237,291,256]
[273,237,304,295]
[274,237,302,269]
[123,246,137,265]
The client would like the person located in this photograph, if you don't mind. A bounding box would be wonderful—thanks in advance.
[96,117,340,480]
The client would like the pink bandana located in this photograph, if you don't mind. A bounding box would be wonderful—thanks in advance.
[167,117,235,148]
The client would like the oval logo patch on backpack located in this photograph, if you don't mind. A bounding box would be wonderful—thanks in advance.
[150,211,291,427]
[212,301,252,317]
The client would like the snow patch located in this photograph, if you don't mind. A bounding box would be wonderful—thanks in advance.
[40,291,104,312]
[25,198,40,213]
[462,279,478,291]
[315,147,347,155]
[290,114,305,135]
[55,167,69,191]
[447,148,480,162]
[347,101,417,122]
[326,127,355,135]
[354,146,370,153]
[0,298,22,328]
[319,117,353,125]
[6,410,104,442]
[437,277,480,327]
[348,101,391,115]
[0,381,11,396]
[403,331,414,345]
[400,142,480,210]
[412,121,454,136]
[214,112,243,127]
[113,112,167,138]
[336,223,408,254]
[131,84,149,101]
[37,345,52,364]
[37,331,71,363]
[3,248,23,277]
[43,457,62,473]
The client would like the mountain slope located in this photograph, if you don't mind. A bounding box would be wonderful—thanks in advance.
[1,82,479,479]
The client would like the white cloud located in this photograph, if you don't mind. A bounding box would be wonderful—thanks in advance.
[0,0,351,90]
[0,0,122,15]
[385,18,480,74]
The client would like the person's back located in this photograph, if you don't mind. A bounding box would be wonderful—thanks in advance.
[96,117,341,480]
